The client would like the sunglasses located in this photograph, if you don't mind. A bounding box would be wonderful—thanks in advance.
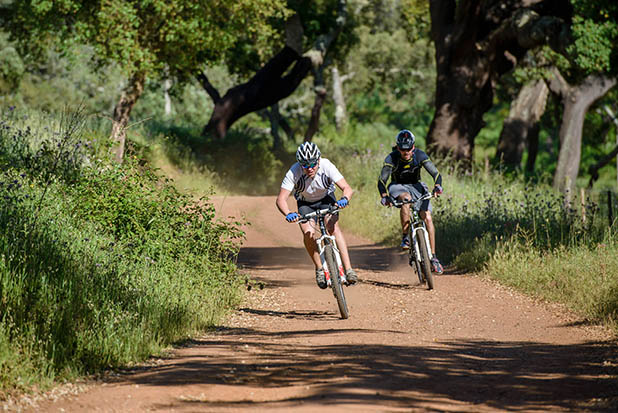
[397,147,413,152]
[301,160,318,169]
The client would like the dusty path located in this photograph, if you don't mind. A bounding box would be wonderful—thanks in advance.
[25,196,617,412]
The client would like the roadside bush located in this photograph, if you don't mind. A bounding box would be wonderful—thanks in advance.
[0,107,244,397]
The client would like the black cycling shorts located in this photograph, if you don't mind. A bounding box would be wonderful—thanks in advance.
[297,194,337,217]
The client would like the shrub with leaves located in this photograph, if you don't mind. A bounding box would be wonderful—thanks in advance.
[0,107,245,396]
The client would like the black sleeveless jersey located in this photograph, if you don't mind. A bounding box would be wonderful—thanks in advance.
[386,148,429,184]
[377,147,441,196]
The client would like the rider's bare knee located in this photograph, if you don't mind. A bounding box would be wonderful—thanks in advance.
[302,230,315,241]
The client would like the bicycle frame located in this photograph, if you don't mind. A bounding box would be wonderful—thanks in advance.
[392,192,435,289]
[299,205,350,318]
[300,206,346,286]
[408,199,433,263]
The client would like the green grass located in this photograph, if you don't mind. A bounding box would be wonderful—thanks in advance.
[486,236,618,329]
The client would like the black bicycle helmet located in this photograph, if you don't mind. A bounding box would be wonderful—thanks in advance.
[296,141,321,165]
[396,129,415,150]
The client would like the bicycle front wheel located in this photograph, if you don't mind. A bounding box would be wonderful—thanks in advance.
[411,254,424,285]
[417,234,434,290]
[409,229,424,285]
[324,244,349,319]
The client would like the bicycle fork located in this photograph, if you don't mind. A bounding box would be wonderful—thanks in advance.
[411,225,432,263]
[317,235,347,287]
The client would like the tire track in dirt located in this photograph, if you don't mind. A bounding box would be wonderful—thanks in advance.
[24,196,617,412]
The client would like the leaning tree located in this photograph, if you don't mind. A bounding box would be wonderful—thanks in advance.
[198,0,352,142]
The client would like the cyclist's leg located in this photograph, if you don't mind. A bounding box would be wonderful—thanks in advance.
[419,210,435,253]
[298,201,323,269]
[414,182,434,251]
[299,221,322,269]
[388,184,412,235]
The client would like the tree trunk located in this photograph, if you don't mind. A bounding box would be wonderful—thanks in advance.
[267,103,282,150]
[332,66,347,131]
[525,125,540,174]
[110,71,146,163]
[305,86,327,142]
[495,79,549,169]
[305,63,327,141]
[552,73,617,192]
[258,104,295,148]
[164,78,172,117]
[426,0,570,167]
[200,1,348,140]
[200,46,312,139]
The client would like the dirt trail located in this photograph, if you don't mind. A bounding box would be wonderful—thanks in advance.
[22,196,617,412]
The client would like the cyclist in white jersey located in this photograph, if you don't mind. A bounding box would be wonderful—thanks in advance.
[276,142,358,289]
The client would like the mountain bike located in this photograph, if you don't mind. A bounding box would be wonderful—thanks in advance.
[299,205,349,319]
[392,193,435,290]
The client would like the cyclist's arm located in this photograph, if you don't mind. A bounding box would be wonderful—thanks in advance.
[335,177,353,201]
[421,159,442,187]
[275,187,293,216]
[377,163,393,197]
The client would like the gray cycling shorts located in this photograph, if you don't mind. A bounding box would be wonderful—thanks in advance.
[388,182,432,212]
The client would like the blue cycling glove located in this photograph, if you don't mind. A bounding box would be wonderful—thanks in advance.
[285,212,299,222]
[336,196,349,208]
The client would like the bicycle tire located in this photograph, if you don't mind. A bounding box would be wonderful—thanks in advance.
[324,244,349,319]
[409,229,425,284]
[417,233,434,290]
[411,254,424,284]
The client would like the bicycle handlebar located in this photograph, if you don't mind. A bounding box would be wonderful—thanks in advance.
[390,193,433,209]
[298,204,341,223]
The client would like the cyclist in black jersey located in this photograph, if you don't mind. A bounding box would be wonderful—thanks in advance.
[377,129,444,274]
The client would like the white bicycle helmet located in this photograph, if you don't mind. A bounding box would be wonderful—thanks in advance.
[396,129,415,150]
[296,141,321,166]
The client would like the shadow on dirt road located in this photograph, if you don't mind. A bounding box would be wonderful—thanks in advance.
[120,332,616,412]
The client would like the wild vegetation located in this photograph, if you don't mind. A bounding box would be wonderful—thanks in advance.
[328,135,618,331]
[0,0,617,400]
[0,108,244,397]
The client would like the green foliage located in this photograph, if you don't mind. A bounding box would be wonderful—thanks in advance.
[0,107,245,395]
[0,33,23,93]
[202,127,286,195]
[2,0,290,78]
[400,0,431,41]
[568,15,618,74]
[344,25,435,128]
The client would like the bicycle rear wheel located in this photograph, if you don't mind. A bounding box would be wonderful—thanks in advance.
[417,234,434,290]
[324,244,349,319]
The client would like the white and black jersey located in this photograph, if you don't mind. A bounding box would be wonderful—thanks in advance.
[281,158,344,202]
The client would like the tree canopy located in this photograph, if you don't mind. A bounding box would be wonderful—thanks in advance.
[1,0,289,160]
[2,0,289,78]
